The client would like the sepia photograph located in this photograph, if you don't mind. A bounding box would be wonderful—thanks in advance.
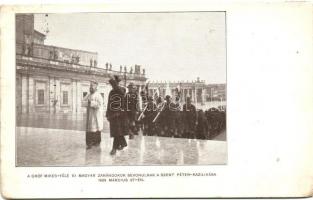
[1,2,312,198]
[15,12,227,166]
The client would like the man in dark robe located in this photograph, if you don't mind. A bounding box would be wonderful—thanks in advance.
[182,96,197,139]
[106,75,128,155]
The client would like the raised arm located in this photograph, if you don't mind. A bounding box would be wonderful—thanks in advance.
[81,93,90,107]
[90,93,103,109]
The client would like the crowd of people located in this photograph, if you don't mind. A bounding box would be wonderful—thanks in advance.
[83,75,226,155]
[139,95,226,140]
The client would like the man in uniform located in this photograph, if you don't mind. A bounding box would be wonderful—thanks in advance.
[142,96,157,136]
[182,96,197,139]
[125,82,138,139]
[172,96,183,138]
[106,75,128,155]
[152,96,164,136]
[83,80,103,149]
[159,95,175,137]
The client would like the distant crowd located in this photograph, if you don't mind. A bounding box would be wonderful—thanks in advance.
[137,96,226,140]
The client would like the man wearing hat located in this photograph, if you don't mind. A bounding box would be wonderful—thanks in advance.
[125,82,138,139]
[83,80,103,149]
[106,75,128,155]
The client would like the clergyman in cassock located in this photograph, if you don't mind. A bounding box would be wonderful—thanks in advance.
[106,75,128,155]
[83,80,103,149]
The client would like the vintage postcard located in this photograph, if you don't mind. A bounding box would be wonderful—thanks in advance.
[14,11,227,167]
[1,2,312,199]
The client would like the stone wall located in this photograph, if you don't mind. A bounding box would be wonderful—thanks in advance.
[16,73,115,115]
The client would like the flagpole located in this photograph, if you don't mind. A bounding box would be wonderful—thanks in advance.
[211,88,213,109]
[194,88,197,109]
[138,85,142,111]
[124,71,127,87]
[220,97,222,110]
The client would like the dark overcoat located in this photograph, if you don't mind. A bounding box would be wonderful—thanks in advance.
[106,86,128,137]
[182,103,197,132]
[125,91,138,121]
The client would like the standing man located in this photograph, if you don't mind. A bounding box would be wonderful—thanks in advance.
[173,96,183,138]
[154,96,164,136]
[142,96,157,136]
[195,109,209,139]
[106,75,128,155]
[160,95,175,137]
[83,80,103,149]
[125,82,138,139]
[182,96,197,139]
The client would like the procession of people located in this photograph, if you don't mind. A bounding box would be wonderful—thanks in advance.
[84,75,226,155]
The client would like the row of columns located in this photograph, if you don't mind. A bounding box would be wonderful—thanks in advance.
[148,87,206,104]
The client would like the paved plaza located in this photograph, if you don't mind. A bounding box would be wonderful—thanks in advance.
[16,114,227,166]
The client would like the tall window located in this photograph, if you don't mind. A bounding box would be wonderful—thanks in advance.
[37,90,44,105]
[63,91,68,105]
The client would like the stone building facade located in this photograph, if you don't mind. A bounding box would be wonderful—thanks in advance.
[205,84,226,101]
[148,77,226,104]
[16,14,147,115]
[148,77,207,104]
